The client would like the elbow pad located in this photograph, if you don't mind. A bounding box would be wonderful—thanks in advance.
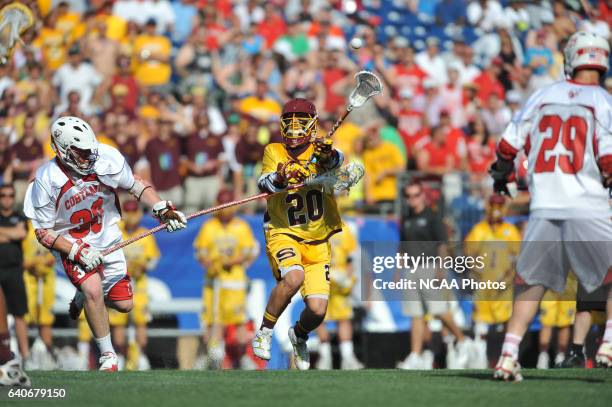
[35,228,59,250]
[128,176,152,200]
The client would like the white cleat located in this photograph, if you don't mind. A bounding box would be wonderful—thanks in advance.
[0,358,31,387]
[99,352,119,372]
[316,349,332,370]
[595,341,612,368]
[493,353,523,382]
[252,328,273,361]
[288,327,310,370]
[340,355,364,370]
[536,351,550,369]
[454,339,472,369]
[396,352,423,370]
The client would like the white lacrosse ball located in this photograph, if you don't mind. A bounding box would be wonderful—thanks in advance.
[350,37,363,50]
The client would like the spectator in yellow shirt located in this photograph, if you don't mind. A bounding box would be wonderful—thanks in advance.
[362,130,405,207]
[238,80,281,123]
[133,19,172,88]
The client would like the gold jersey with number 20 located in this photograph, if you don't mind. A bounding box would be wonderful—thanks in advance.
[261,143,342,243]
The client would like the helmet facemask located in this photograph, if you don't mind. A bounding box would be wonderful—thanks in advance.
[280,112,317,150]
[65,145,99,175]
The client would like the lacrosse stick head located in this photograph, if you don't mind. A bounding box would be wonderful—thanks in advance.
[306,161,365,194]
[347,71,383,111]
[0,2,34,65]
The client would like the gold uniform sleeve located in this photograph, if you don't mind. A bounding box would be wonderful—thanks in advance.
[261,144,281,174]
[194,221,213,251]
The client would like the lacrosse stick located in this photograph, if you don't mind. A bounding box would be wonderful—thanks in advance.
[103,162,365,255]
[310,70,382,164]
[0,2,34,65]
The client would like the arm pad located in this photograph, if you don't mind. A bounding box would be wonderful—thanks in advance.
[489,153,515,182]
[128,175,152,200]
[35,228,59,250]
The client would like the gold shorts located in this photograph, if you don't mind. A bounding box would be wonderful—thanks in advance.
[24,271,55,326]
[202,283,247,326]
[265,232,331,298]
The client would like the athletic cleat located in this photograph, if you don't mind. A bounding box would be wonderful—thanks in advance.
[556,349,585,368]
[396,352,423,370]
[340,355,364,370]
[536,351,550,369]
[252,328,272,361]
[288,327,310,370]
[493,353,523,382]
[0,358,31,387]
[69,290,85,320]
[98,352,119,372]
[595,341,612,368]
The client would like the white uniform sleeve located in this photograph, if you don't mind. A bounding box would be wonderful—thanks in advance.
[23,180,56,229]
[96,144,135,190]
[595,92,612,161]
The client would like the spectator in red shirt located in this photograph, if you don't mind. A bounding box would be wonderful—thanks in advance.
[465,116,495,178]
[182,110,225,214]
[110,55,139,115]
[394,89,425,160]
[317,50,351,116]
[144,119,184,207]
[416,125,457,176]
[389,44,428,97]
[257,3,287,49]
[473,57,505,108]
[439,111,467,169]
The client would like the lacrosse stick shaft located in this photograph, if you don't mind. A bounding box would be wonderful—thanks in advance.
[103,191,269,255]
[103,179,317,255]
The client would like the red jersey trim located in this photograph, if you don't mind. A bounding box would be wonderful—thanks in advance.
[497,139,519,160]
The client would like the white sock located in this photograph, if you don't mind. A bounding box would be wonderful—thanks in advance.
[77,341,90,356]
[319,342,331,360]
[604,320,612,343]
[94,334,115,355]
[501,333,522,359]
[339,340,354,359]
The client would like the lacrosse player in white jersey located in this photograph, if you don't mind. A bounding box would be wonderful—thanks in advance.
[23,116,187,371]
[489,31,612,381]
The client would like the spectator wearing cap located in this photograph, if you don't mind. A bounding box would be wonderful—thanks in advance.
[416,125,458,177]
[182,111,225,214]
[52,44,102,116]
[473,58,505,108]
[143,119,184,207]
[133,19,172,88]
[362,129,405,209]
[416,37,447,85]
[9,116,44,204]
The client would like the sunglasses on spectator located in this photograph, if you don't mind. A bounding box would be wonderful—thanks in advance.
[0,193,14,198]
[405,192,422,199]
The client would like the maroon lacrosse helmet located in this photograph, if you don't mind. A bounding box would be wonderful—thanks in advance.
[280,98,318,149]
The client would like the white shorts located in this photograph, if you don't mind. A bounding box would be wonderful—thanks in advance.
[517,218,612,293]
[56,249,131,300]
[402,267,451,317]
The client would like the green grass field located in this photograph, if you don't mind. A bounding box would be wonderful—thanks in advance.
[9,369,611,407]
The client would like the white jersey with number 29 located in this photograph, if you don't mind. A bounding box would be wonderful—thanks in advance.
[500,80,612,219]
[23,144,135,249]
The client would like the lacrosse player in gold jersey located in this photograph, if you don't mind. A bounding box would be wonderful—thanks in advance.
[251,98,344,370]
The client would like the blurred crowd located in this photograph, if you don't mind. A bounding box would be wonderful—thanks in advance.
[1,0,611,217]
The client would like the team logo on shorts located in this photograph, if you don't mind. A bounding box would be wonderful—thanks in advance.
[276,248,296,262]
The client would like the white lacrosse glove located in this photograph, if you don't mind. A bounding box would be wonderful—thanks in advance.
[152,200,187,232]
[68,242,103,271]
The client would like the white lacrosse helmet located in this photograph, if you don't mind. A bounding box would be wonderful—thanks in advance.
[563,31,610,78]
[51,116,99,175]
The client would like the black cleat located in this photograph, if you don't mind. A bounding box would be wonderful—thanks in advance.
[556,349,585,368]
